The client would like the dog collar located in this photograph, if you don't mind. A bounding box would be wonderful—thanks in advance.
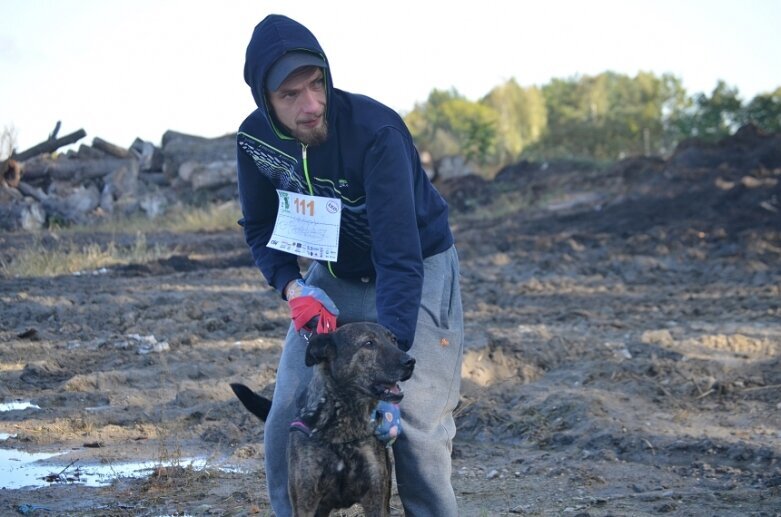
[290,419,312,437]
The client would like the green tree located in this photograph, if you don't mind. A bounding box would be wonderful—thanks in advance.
[405,73,780,168]
[671,80,743,142]
[404,88,498,165]
[532,73,614,159]
[530,75,587,158]
[606,72,688,156]
[741,87,781,133]
[481,79,547,166]
[659,75,692,152]
[532,71,691,159]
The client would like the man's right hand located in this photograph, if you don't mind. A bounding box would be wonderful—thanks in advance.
[286,279,339,334]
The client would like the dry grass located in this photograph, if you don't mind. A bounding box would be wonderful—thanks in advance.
[0,232,167,278]
[63,200,242,235]
[1,125,17,160]
[0,202,242,278]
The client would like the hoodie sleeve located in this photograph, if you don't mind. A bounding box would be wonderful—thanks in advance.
[237,140,302,295]
[363,127,424,350]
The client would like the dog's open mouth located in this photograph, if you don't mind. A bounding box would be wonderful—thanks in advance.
[373,382,404,403]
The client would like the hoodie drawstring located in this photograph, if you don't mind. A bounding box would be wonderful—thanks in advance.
[301,144,314,196]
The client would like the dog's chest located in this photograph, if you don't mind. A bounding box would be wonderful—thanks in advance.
[290,434,389,502]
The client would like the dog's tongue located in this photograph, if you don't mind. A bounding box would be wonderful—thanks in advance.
[385,384,401,395]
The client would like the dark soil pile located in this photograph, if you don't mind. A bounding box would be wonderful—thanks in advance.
[0,125,779,515]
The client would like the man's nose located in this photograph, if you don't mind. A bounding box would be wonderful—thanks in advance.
[299,88,321,112]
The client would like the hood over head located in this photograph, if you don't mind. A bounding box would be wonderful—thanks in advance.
[243,14,330,110]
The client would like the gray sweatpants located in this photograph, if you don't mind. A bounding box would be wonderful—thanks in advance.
[264,245,464,516]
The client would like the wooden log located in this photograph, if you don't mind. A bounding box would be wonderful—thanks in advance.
[130,138,163,172]
[21,156,138,182]
[92,137,130,159]
[76,144,108,159]
[0,196,46,231]
[1,159,22,188]
[103,157,139,199]
[139,171,170,186]
[161,130,236,180]
[179,160,237,190]
[49,120,62,140]
[16,181,48,202]
[11,128,87,162]
[41,184,100,224]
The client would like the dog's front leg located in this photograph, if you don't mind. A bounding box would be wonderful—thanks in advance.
[288,473,324,517]
[360,489,390,517]
[359,454,392,517]
[287,456,322,516]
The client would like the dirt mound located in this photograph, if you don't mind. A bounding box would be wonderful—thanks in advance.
[670,123,781,171]
[442,124,779,263]
[0,125,779,515]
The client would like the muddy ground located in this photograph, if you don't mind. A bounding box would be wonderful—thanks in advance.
[1,129,780,516]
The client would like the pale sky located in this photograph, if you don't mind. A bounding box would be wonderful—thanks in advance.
[2,0,779,152]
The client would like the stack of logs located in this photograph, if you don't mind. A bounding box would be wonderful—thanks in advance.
[0,124,237,231]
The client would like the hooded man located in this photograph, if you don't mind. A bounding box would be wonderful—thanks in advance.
[237,14,463,515]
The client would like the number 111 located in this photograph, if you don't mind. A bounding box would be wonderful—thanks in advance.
[295,197,315,216]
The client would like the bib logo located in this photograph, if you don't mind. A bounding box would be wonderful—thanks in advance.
[326,200,339,214]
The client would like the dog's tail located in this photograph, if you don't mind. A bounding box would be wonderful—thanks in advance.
[230,383,272,422]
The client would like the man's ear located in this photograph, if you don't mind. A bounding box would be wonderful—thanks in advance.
[305,333,336,366]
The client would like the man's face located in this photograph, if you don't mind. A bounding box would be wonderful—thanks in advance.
[268,66,327,146]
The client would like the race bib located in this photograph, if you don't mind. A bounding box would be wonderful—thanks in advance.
[267,190,341,261]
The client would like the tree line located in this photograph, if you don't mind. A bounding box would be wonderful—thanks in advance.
[403,71,781,172]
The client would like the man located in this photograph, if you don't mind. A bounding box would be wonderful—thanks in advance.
[237,14,463,516]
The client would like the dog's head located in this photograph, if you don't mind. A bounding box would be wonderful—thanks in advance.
[305,322,415,403]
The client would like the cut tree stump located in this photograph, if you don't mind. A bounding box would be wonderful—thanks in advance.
[1,159,22,188]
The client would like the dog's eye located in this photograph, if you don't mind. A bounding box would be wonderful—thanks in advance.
[364,340,374,347]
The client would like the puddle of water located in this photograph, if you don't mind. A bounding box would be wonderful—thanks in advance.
[0,401,40,412]
[0,447,210,489]
[0,448,64,489]
[1,400,236,489]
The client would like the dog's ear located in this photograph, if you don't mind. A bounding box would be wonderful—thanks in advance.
[305,333,337,366]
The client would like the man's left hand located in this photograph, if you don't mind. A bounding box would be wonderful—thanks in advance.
[286,279,339,335]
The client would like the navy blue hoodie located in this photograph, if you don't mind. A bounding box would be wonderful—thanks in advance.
[237,14,453,350]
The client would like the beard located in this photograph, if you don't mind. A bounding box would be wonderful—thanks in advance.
[292,118,328,147]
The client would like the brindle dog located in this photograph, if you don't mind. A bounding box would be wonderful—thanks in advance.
[231,322,416,517]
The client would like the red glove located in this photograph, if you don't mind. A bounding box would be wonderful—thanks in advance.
[289,295,338,334]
